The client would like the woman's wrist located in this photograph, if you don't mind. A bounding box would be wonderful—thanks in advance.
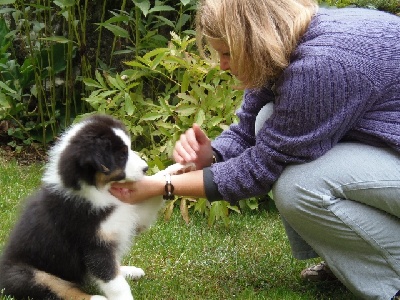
[211,153,217,165]
[147,174,168,198]
[210,151,218,166]
[163,173,175,200]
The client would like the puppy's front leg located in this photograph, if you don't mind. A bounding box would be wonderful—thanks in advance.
[85,247,134,300]
[120,265,145,280]
[96,275,133,300]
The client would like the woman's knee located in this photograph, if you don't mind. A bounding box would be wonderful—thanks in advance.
[255,102,274,134]
[272,165,304,216]
[272,162,328,218]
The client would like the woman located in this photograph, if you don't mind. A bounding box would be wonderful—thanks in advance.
[111,0,400,298]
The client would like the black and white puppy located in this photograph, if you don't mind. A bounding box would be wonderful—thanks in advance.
[0,114,164,300]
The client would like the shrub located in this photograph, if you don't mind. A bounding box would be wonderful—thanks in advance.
[83,32,246,225]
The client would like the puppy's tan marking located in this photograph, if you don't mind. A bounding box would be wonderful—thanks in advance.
[34,270,92,300]
[95,169,125,188]
[100,164,110,173]
[97,227,118,243]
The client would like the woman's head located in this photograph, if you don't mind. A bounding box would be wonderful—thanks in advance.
[196,0,318,89]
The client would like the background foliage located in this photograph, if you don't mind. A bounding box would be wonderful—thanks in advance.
[0,0,399,224]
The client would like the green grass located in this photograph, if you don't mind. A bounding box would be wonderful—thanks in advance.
[0,156,357,300]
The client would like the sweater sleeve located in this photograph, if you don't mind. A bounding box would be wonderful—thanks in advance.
[209,55,375,203]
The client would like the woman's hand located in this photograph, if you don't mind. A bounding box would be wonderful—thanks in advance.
[109,175,163,204]
[173,123,214,170]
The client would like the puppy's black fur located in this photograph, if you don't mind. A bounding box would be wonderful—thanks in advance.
[0,115,162,300]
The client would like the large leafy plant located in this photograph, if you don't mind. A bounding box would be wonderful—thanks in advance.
[95,0,197,67]
[0,0,198,149]
[319,0,400,12]
[84,33,246,226]
[0,7,70,149]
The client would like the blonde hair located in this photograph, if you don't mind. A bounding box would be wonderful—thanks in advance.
[196,0,318,89]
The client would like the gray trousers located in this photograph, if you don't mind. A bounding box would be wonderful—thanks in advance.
[256,104,400,300]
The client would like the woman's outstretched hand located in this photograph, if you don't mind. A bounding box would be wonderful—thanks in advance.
[111,123,211,204]
[173,123,214,170]
[109,175,163,204]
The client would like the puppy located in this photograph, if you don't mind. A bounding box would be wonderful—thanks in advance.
[0,114,163,300]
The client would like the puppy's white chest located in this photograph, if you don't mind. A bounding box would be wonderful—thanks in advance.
[98,206,136,255]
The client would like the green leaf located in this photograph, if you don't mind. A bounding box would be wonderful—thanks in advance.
[163,56,189,69]
[181,71,189,93]
[115,74,127,89]
[148,52,166,70]
[227,204,241,213]
[53,0,75,8]
[98,90,118,98]
[0,0,15,4]
[149,5,175,13]
[0,7,15,14]
[159,97,173,115]
[174,105,196,116]
[101,24,129,38]
[133,0,151,16]
[194,109,205,126]
[95,70,107,88]
[100,15,131,24]
[83,78,103,89]
[177,93,196,103]
[107,76,123,90]
[124,60,148,69]
[0,92,10,108]
[208,201,230,227]
[141,111,164,120]
[40,36,72,44]
[154,15,175,28]
[124,93,135,116]
[193,198,209,214]
[175,14,191,31]
[143,47,169,61]
[208,116,224,127]
[0,81,16,94]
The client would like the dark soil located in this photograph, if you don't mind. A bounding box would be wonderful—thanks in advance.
[0,119,47,165]
[0,144,47,165]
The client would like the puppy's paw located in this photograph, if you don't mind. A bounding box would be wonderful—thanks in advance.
[90,295,108,300]
[107,294,133,300]
[120,265,145,280]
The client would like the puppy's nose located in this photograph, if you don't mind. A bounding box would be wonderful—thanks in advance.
[142,166,149,174]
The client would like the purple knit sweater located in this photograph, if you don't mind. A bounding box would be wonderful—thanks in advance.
[204,7,400,203]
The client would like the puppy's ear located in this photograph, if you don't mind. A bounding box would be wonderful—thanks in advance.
[60,137,114,190]
[100,164,110,173]
[79,137,114,173]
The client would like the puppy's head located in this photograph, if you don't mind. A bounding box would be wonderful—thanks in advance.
[43,115,148,192]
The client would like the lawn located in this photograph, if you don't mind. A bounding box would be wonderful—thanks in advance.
[0,155,357,300]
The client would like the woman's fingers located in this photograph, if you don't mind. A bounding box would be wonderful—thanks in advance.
[109,184,136,204]
[173,124,212,168]
[193,123,210,145]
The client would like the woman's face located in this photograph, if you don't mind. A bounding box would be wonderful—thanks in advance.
[208,39,238,77]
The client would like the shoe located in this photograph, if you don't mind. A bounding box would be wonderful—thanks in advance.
[392,290,400,300]
[300,261,337,282]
